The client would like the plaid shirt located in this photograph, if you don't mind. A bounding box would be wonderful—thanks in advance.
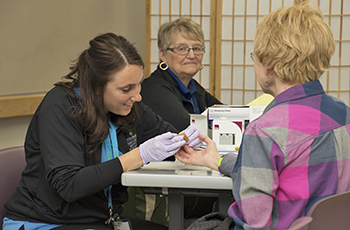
[220,80,350,229]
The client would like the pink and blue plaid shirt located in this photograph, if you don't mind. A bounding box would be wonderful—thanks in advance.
[220,80,350,229]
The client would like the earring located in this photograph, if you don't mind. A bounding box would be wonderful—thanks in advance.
[265,75,269,87]
[159,62,168,71]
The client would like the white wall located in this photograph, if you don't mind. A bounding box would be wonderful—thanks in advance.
[0,0,146,149]
[0,116,33,149]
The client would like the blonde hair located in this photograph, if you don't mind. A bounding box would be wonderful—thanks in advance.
[254,2,335,84]
[158,17,205,53]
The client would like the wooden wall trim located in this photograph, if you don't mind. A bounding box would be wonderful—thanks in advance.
[209,0,217,96]
[214,0,222,100]
[145,0,151,78]
[0,94,45,119]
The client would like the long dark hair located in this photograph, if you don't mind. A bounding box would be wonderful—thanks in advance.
[55,33,144,154]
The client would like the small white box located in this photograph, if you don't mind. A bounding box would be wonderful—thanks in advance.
[190,114,208,136]
[212,120,244,152]
[208,105,250,129]
[189,105,266,153]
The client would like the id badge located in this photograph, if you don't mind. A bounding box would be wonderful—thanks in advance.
[113,219,131,230]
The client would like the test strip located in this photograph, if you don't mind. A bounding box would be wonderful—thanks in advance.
[177,133,189,142]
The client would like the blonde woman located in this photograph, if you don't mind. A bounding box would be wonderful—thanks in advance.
[176,3,350,230]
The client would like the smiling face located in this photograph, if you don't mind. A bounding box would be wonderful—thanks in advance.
[159,33,203,86]
[103,64,143,116]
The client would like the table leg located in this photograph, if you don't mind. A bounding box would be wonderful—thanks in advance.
[168,190,184,230]
[218,192,232,213]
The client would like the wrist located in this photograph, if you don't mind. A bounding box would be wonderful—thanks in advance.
[119,148,144,172]
[217,155,224,173]
[139,144,149,165]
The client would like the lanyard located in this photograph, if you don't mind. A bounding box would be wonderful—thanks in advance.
[74,88,121,224]
[105,119,120,161]
[103,119,122,223]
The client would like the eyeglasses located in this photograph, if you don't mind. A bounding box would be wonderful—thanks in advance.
[250,52,256,62]
[166,45,205,55]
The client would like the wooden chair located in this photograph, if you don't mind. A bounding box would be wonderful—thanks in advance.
[0,146,26,230]
[288,190,350,230]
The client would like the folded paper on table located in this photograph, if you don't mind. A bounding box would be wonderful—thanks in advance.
[247,93,274,106]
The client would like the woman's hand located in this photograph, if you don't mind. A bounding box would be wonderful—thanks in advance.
[139,132,186,164]
[175,133,221,171]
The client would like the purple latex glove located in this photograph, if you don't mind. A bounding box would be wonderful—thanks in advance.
[180,125,203,148]
[139,132,186,165]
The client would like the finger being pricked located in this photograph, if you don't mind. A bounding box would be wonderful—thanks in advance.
[176,145,206,166]
[176,145,191,157]
[175,152,186,163]
[181,144,194,153]
[175,145,191,161]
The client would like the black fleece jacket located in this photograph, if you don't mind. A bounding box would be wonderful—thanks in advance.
[4,85,176,225]
[141,66,222,131]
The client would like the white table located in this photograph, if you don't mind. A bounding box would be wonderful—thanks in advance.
[121,161,233,230]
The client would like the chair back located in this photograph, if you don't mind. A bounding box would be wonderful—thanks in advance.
[0,146,26,229]
[288,216,313,230]
[302,190,350,230]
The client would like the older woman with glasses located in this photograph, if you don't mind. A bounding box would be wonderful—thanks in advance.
[176,3,350,230]
[141,17,222,132]
[140,17,222,224]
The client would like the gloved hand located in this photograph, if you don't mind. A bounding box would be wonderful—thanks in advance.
[180,125,203,149]
[139,132,186,165]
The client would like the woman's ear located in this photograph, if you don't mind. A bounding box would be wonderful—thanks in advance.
[158,49,167,63]
[265,65,274,76]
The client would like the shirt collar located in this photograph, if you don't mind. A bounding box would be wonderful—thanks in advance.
[165,67,196,100]
[264,80,325,113]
